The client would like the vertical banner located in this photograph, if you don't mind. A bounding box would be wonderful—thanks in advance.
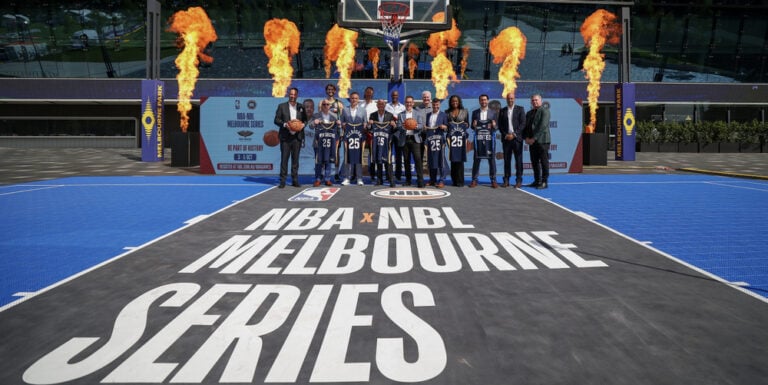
[140,80,164,162]
[615,83,636,161]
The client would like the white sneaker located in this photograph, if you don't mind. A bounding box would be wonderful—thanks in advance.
[341,178,350,186]
[357,180,364,186]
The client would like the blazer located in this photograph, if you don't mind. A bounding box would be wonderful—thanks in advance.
[368,110,395,126]
[498,104,526,141]
[397,109,426,144]
[470,108,498,131]
[425,111,449,129]
[524,106,551,144]
[274,101,308,142]
[341,105,368,134]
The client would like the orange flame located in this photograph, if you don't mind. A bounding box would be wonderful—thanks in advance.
[264,19,300,97]
[167,7,217,133]
[408,43,419,79]
[323,24,358,98]
[427,12,461,99]
[368,47,380,79]
[489,26,527,99]
[580,9,622,133]
[460,46,470,79]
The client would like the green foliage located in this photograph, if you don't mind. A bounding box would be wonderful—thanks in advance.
[637,120,766,144]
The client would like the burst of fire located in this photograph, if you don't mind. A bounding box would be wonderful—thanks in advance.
[264,19,301,97]
[489,26,527,99]
[368,47,380,79]
[580,9,622,133]
[408,43,419,79]
[460,46,470,79]
[167,7,217,133]
[323,24,358,98]
[427,12,461,99]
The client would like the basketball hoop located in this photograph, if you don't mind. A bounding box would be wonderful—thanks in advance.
[379,1,409,48]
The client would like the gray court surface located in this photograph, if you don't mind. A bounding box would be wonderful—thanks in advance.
[1,185,766,385]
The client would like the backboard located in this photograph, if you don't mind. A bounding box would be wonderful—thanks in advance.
[337,0,452,39]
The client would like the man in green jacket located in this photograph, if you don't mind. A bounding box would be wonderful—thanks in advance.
[523,94,551,189]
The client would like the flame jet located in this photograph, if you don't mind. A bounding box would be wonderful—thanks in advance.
[489,27,526,98]
[427,12,461,99]
[264,19,300,97]
[580,9,622,133]
[324,25,358,98]
[460,46,470,79]
[408,43,419,79]
[167,7,217,132]
[368,48,381,79]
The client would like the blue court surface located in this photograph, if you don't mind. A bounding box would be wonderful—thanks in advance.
[1,173,766,309]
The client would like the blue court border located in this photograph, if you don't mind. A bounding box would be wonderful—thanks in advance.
[1,174,766,308]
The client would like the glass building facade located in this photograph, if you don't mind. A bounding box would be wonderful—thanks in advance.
[1,0,765,83]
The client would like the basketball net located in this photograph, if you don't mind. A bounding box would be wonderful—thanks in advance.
[379,2,408,50]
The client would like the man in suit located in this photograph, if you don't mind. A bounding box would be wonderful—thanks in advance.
[523,93,552,189]
[469,94,499,188]
[385,89,406,181]
[368,99,397,187]
[398,95,426,188]
[274,87,308,188]
[498,92,526,188]
[425,98,449,187]
[340,91,368,186]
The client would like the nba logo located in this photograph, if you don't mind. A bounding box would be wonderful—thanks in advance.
[288,187,340,202]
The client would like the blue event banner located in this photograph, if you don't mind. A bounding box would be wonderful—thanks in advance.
[615,83,636,161]
[140,80,164,162]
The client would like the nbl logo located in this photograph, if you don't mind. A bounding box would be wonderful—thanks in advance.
[371,188,450,200]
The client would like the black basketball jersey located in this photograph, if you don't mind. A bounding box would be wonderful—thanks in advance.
[343,122,365,164]
[315,122,337,163]
[424,128,446,169]
[371,122,392,164]
[448,121,469,163]
[473,119,495,159]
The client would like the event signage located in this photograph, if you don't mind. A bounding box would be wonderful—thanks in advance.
[140,80,164,162]
[20,204,608,384]
[615,83,636,161]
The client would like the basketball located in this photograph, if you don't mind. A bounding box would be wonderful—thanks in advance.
[288,119,304,132]
[404,118,418,130]
[263,130,279,147]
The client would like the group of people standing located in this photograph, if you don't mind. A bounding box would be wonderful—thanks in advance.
[274,85,551,190]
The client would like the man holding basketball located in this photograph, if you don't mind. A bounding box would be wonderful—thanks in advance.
[274,87,308,188]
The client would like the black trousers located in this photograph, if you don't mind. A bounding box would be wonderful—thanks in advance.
[402,136,424,184]
[450,161,464,186]
[502,139,524,182]
[529,142,550,184]
[280,138,301,184]
[392,137,404,179]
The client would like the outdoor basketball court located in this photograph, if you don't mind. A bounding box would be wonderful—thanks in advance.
[1,174,766,384]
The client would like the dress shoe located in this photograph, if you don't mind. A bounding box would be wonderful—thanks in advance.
[292,182,301,188]
[426,181,435,186]
[404,180,411,186]
[313,180,321,187]
[502,180,510,187]
[526,182,540,188]
[390,182,396,188]
[491,181,499,189]
[325,180,333,186]
[436,182,445,188]
[469,180,478,188]
[417,182,425,188]
[278,183,286,188]
[514,182,522,189]
[536,182,548,189]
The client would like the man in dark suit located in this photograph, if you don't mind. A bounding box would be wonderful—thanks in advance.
[398,95,426,188]
[498,92,526,188]
[274,87,308,188]
[469,94,499,188]
[368,99,397,187]
[523,93,552,189]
